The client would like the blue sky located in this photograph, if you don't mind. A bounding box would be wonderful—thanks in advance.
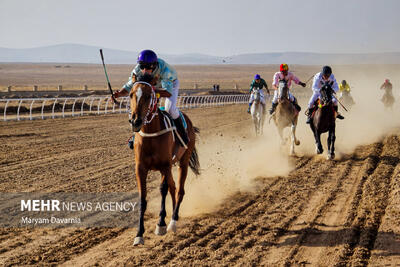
[1,0,399,56]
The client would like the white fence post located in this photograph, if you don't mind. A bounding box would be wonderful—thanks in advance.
[29,100,35,120]
[62,99,68,118]
[41,100,47,120]
[17,99,23,121]
[52,99,58,119]
[4,100,10,121]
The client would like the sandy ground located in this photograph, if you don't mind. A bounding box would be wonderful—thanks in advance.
[0,64,400,266]
[1,99,400,266]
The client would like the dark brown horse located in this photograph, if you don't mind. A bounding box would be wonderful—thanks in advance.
[272,79,300,155]
[309,81,336,160]
[129,75,200,245]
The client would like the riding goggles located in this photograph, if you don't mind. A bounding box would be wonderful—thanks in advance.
[139,62,157,70]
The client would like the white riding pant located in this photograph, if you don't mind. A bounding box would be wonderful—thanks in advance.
[164,79,180,119]
[307,90,337,108]
[272,89,295,104]
[249,90,266,105]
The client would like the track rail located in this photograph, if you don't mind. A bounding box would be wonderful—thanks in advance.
[0,94,250,121]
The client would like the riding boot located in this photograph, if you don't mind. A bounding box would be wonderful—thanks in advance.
[128,136,134,150]
[247,103,251,114]
[269,102,278,115]
[292,97,301,111]
[173,118,189,147]
[334,106,344,120]
[306,107,314,124]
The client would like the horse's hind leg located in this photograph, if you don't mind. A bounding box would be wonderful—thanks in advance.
[133,166,148,246]
[155,177,168,236]
[168,161,189,233]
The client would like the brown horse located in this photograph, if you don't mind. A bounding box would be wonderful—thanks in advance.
[271,79,300,155]
[129,75,200,245]
[309,81,336,160]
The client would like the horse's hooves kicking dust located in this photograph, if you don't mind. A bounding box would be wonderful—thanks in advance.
[133,237,144,246]
[155,225,167,236]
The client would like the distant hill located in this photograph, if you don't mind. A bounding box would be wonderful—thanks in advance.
[0,44,399,65]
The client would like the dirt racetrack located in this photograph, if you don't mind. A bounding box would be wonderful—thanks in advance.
[1,103,400,266]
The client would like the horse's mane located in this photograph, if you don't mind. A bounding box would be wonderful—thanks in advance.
[136,73,154,84]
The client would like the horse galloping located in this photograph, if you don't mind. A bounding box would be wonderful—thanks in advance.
[271,79,300,155]
[129,75,200,246]
[381,91,395,110]
[309,81,336,160]
[250,89,265,136]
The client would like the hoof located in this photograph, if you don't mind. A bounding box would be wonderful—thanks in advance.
[316,146,323,154]
[295,140,300,146]
[155,225,167,236]
[167,219,177,233]
[133,236,144,246]
[327,153,335,160]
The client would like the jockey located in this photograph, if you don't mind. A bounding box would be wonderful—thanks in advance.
[339,80,351,97]
[113,49,188,146]
[247,74,270,114]
[306,66,344,124]
[380,79,393,95]
[269,64,306,114]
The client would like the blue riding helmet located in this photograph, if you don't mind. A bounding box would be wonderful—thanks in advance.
[254,74,261,80]
[137,50,158,69]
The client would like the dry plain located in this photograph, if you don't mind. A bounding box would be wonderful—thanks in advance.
[0,64,400,266]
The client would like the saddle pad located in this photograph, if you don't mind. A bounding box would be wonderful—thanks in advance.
[159,107,187,130]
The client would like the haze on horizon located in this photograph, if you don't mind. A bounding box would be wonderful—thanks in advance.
[1,0,399,57]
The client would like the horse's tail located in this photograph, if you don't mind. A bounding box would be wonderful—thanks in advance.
[189,127,200,176]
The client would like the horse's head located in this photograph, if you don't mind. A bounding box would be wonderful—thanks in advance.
[252,89,261,103]
[319,81,334,105]
[278,79,289,100]
[129,74,157,132]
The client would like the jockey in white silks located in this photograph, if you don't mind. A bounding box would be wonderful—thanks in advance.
[306,65,345,124]
[113,49,188,147]
[247,74,270,114]
[269,64,306,114]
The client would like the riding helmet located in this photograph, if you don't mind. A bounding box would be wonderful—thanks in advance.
[137,50,158,64]
[280,64,289,72]
[254,74,261,80]
[322,66,332,76]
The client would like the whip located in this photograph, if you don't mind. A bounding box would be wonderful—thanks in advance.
[99,49,118,104]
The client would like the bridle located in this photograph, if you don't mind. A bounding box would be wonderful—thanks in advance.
[132,81,158,125]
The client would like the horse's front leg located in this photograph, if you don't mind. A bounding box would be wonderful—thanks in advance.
[133,165,148,246]
[168,163,188,233]
[155,177,168,236]
[278,126,286,145]
[314,130,323,154]
[290,123,299,155]
[327,125,336,160]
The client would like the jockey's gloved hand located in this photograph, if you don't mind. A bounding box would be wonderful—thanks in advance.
[299,82,306,87]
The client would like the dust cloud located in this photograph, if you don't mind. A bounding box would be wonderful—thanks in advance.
[150,65,399,218]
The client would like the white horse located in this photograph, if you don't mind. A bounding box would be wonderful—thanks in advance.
[250,89,265,136]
